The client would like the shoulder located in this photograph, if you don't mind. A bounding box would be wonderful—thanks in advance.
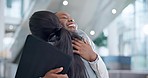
[76,29,88,37]
[76,29,96,51]
[76,29,85,34]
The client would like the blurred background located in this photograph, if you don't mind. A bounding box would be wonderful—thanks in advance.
[0,0,148,78]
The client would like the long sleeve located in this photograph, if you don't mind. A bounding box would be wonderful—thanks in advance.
[77,29,109,78]
[89,54,109,78]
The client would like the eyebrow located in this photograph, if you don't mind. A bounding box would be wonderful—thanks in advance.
[61,14,69,17]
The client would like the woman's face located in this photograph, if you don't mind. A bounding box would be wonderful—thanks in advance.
[55,11,78,32]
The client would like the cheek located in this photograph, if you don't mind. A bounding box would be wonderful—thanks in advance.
[60,20,67,27]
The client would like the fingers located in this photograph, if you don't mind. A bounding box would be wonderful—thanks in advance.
[73,38,84,43]
[72,41,81,47]
[57,74,68,78]
[83,38,89,44]
[73,50,80,54]
[72,38,86,52]
[50,67,63,74]
[72,39,85,47]
[43,67,69,78]
[73,38,89,45]
[74,38,84,43]
[72,43,80,50]
[72,38,89,50]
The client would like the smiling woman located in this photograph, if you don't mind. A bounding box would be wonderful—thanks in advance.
[55,11,109,78]
[55,11,78,32]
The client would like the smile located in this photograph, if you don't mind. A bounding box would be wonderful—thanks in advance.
[68,24,76,27]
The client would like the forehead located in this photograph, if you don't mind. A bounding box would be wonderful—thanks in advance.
[56,12,70,17]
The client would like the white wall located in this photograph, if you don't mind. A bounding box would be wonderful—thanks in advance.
[0,0,5,51]
[107,22,119,55]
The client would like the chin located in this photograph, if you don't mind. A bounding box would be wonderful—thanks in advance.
[68,28,76,32]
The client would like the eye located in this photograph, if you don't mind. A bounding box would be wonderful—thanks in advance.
[60,16,68,19]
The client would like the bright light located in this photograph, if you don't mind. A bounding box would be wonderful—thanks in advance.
[9,25,14,30]
[112,9,117,14]
[142,24,148,35]
[63,0,68,6]
[90,30,95,35]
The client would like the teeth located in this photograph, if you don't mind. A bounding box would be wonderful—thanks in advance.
[68,24,75,27]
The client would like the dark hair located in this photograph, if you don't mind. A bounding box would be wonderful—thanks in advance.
[29,11,88,78]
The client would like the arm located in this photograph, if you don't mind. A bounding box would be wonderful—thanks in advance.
[86,35,109,78]
[73,29,109,78]
[89,54,109,78]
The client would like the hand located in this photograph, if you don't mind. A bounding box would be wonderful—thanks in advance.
[72,39,97,62]
[43,67,68,78]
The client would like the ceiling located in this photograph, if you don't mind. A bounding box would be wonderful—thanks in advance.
[7,0,135,62]
[47,0,135,40]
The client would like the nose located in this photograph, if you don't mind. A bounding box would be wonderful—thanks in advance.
[68,18,75,22]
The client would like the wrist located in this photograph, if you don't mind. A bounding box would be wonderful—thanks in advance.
[89,52,98,62]
[89,54,99,64]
